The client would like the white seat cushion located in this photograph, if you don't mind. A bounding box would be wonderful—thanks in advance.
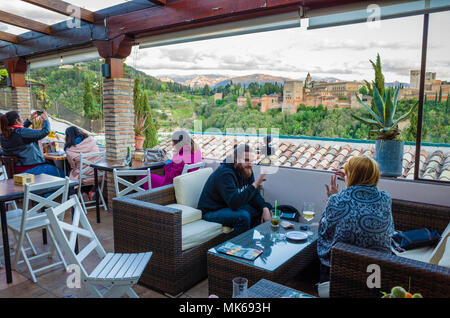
[182,220,222,251]
[438,237,450,268]
[395,223,450,265]
[395,246,435,262]
[430,222,450,265]
[173,167,213,208]
[166,203,202,226]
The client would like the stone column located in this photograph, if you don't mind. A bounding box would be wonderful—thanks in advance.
[94,35,135,209]
[10,87,32,121]
[103,77,135,161]
[103,78,135,209]
[4,57,31,120]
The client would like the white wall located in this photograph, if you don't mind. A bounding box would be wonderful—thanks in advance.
[204,159,450,224]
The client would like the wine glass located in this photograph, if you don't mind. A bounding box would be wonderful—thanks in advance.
[302,202,315,236]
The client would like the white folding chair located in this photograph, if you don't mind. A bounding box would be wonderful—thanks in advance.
[113,168,151,198]
[46,195,152,298]
[78,152,107,214]
[0,165,38,268]
[8,177,70,283]
[0,165,18,210]
[181,161,205,175]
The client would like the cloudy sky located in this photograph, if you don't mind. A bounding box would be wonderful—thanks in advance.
[2,0,449,83]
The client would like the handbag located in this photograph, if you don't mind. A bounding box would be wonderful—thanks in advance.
[143,148,167,163]
[392,228,441,250]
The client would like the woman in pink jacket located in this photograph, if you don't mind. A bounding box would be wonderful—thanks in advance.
[143,130,202,190]
[65,126,101,197]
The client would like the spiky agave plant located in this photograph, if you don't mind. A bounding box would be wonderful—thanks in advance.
[352,86,418,140]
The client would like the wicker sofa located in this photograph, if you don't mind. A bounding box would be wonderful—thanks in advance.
[329,199,450,298]
[112,170,235,297]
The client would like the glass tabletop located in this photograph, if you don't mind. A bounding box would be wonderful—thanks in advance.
[208,221,318,272]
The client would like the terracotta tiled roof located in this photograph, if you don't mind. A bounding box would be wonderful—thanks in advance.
[156,133,450,182]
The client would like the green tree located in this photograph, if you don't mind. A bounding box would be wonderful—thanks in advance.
[134,78,158,148]
[83,77,101,119]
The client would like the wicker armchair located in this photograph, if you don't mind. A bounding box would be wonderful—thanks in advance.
[112,184,234,297]
[329,199,450,298]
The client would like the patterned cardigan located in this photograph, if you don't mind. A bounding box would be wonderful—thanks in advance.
[317,184,394,267]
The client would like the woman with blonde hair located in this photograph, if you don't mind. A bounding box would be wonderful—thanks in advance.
[317,156,394,283]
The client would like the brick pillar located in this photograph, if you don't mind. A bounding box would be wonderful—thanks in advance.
[103,78,135,208]
[10,87,32,121]
[103,78,135,161]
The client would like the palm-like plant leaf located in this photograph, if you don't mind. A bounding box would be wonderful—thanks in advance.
[372,86,386,124]
[351,114,382,127]
[392,101,418,127]
[383,88,394,126]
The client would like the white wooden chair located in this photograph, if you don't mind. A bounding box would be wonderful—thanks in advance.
[46,195,152,298]
[113,168,151,198]
[0,165,38,268]
[181,161,205,175]
[78,152,107,214]
[8,177,70,282]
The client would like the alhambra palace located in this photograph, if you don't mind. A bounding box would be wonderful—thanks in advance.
[230,71,450,114]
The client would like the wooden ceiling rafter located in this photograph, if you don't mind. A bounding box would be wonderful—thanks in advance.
[0,10,51,35]
[0,31,19,44]
[21,0,96,23]
[148,0,166,5]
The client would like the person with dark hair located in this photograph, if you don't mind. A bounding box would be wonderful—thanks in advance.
[142,130,202,190]
[197,144,272,235]
[64,126,100,183]
[0,110,64,177]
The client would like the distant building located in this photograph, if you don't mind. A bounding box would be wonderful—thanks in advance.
[214,92,223,102]
[305,73,313,89]
[410,70,436,90]
[260,94,282,112]
[283,81,304,113]
[324,81,364,98]
[237,96,247,107]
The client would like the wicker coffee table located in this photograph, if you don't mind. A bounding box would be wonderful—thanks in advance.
[207,221,318,298]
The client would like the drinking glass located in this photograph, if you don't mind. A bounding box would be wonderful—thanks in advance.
[271,213,280,230]
[302,202,315,236]
[232,277,248,298]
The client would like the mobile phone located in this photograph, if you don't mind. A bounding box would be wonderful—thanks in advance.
[36,111,43,115]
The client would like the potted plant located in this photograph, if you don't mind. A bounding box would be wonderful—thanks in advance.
[134,109,151,151]
[352,86,417,177]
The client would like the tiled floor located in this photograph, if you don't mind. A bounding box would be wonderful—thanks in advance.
[0,208,318,298]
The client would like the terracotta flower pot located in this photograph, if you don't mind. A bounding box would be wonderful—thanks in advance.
[135,135,146,151]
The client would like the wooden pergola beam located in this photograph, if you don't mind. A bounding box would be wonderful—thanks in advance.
[0,10,51,35]
[148,0,166,5]
[22,0,95,23]
[107,0,367,39]
[0,31,19,44]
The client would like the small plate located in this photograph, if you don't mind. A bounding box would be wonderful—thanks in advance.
[286,231,308,241]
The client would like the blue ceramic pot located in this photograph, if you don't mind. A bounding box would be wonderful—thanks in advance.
[374,139,404,177]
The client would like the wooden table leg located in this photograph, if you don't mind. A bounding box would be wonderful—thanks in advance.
[0,201,12,284]
[94,168,100,223]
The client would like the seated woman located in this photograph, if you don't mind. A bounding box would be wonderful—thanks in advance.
[143,130,202,190]
[0,110,64,177]
[64,126,100,197]
[317,156,394,283]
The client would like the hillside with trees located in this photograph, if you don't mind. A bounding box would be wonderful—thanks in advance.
[5,60,446,145]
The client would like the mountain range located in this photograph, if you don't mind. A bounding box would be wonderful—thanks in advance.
[156,73,410,89]
[156,73,300,88]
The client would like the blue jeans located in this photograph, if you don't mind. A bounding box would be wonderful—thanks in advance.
[25,164,65,178]
[203,204,261,235]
